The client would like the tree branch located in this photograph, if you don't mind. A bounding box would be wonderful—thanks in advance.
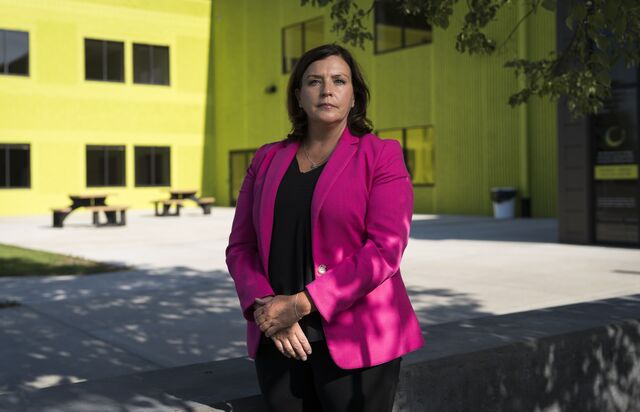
[497,2,537,52]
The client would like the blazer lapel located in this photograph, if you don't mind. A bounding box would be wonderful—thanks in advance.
[258,140,299,270]
[311,128,358,231]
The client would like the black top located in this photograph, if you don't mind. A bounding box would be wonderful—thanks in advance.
[265,156,326,343]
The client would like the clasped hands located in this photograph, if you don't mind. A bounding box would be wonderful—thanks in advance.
[253,292,315,361]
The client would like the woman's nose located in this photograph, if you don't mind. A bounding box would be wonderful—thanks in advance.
[321,87,333,97]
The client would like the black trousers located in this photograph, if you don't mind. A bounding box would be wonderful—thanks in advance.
[254,338,402,412]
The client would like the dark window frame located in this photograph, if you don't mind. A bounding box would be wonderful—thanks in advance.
[281,16,323,74]
[84,38,125,83]
[86,145,126,187]
[0,144,31,189]
[132,43,171,86]
[374,2,432,55]
[134,145,171,187]
[0,29,29,76]
[229,149,258,206]
[376,125,435,187]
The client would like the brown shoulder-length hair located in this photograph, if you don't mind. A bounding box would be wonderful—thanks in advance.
[286,44,373,141]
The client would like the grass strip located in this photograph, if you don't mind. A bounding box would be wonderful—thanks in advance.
[0,299,20,309]
[0,243,128,277]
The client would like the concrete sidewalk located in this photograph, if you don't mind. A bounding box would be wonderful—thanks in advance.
[0,207,638,396]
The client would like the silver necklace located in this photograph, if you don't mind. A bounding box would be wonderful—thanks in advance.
[302,144,329,169]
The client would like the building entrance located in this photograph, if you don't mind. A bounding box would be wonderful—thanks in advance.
[591,68,640,246]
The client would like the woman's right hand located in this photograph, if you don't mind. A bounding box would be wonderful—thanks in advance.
[270,322,312,361]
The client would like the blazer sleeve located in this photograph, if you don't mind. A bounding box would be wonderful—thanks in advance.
[305,139,413,323]
[225,145,276,322]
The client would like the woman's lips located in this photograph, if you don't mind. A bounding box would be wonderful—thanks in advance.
[318,104,336,109]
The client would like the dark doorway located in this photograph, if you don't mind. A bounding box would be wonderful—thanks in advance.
[229,149,257,206]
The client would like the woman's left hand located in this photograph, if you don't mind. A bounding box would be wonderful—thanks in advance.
[253,294,299,337]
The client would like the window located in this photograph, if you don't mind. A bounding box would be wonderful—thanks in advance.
[374,2,432,54]
[0,144,30,188]
[0,29,29,76]
[85,38,124,82]
[229,149,257,206]
[86,145,126,187]
[133,43,170,85]
[378,125,435,185]
[135,146,170,186]
[282,17,324,73]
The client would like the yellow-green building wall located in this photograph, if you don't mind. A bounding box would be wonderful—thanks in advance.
[0,0,212,216]
[211,0,558,217]
[0,0,557,218]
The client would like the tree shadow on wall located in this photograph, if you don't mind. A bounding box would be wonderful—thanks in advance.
[404,296,640,411]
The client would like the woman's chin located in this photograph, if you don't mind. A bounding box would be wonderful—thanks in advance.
[309,115,347,127]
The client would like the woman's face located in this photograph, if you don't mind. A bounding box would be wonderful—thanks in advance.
[296,55,355,130]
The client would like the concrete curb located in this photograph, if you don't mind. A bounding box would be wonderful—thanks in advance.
[1,294,638,411]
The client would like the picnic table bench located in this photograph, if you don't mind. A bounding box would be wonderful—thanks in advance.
[52,207,73,228]
[52,194,128,228]
[85,205,128,226]
[151,199,184,217]
[196,197,215,214]
[152,189,215,216]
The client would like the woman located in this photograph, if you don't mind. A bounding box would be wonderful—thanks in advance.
[225,44,423,412]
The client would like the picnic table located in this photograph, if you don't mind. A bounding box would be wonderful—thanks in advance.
[69,193,108,208]
[169,189,199,201]
[52,194,128,228]
[152,189,215,216]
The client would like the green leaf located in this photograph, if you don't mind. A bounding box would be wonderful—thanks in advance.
[596,70,611,86]
[542,0,556,12]
[593,35,610,51]
[571,3,587,21]
[591,50,609,68]
[614,13,627,35]
[588,13,605,30]
[565,15,574,30]
[603,0,618,22]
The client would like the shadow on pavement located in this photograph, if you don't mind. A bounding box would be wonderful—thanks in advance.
[1,272,639,411]
[0,268,492,401]
[0,271,493,411]
[0,267,244,395]
[406,285,492,325]
[409,216,559,243]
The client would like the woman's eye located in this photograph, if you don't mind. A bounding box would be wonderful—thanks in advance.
[308,79,320,85]
[335,79,346,85]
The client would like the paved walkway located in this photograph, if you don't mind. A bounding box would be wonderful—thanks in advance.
[0,207,638,396]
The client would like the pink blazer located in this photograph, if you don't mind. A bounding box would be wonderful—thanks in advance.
[225,127,424,369]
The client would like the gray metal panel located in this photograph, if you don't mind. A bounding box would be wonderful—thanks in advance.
[557,102,592,243]
[556,2,592,244]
